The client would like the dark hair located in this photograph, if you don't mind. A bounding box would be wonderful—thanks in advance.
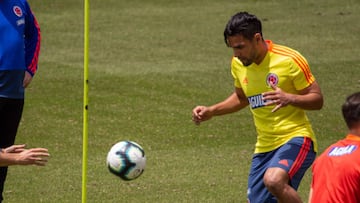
[342,92,360,129]
[223,12,263,46]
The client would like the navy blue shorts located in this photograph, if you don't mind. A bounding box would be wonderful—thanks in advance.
[247,137,316,203]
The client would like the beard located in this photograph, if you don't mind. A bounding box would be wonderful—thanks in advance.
[237,57,253,66]
[242,60,253,66]
[238,49,258,66]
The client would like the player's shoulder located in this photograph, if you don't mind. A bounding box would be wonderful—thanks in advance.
[271,43,305,59]
[270,42,310,70]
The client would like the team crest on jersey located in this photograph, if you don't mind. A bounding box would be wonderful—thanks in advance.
[13,6,23,17]
[266,73,279,86]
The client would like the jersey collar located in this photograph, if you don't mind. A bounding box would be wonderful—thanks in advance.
[346,134,360,141]
[265,40,273,51]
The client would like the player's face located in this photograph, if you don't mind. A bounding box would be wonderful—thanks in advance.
[227,34,258,66]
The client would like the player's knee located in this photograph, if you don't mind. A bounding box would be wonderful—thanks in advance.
[263,169,285,194]
[263,174,280,192]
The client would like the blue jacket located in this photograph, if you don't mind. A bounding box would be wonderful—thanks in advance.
[0,0,40,98]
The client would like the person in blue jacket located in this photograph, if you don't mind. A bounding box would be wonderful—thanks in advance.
[0,0,41,201]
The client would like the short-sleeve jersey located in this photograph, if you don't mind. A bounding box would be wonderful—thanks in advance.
[231,40,317,153]
[310,134,360,203]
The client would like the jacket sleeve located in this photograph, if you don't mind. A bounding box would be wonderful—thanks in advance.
[24,1,41,76]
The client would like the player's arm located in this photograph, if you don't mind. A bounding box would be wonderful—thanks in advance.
[0,148,25,166]
[208,87,249,115]
[263,81,323,112]
[23,2,41,87]
[192,87,249,124]
[308,188,313,203]
[289,81,323,110]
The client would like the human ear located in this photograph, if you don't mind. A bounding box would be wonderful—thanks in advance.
[254,33,262,43]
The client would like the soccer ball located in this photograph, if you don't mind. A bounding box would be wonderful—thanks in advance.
[106,140,146,181]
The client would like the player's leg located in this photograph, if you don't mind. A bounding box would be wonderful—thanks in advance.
[0,98,24,202]
[263,137,316,203]
[264,167,301,202]
[247,151,278,203]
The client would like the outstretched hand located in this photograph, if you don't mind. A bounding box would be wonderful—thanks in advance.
[3,145,50,166]
[17,148,50,166]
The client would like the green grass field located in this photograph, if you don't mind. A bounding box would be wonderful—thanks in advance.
[4,0,360,202]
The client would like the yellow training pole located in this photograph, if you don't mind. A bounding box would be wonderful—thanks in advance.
[82,0,89,202]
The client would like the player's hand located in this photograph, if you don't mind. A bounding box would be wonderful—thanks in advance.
[4,144,26,153]
[192,106,213,125]
[23,71,33,88]
[17,148,50,166]
[262,83,293,112]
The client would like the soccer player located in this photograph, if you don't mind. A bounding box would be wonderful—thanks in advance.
[0,145,49,167]
[192,12,323,202]
[309,92,360,202]
[0,0,41,201]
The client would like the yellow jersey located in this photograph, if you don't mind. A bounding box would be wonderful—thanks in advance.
[231,40,318,153]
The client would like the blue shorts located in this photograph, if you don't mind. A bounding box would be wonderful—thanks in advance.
[247,137,316,203]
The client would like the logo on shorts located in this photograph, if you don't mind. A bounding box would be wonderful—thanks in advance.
[328,145,357,156]
[13,6,23,17]
[278,159,289,167]
[266,73,278,86]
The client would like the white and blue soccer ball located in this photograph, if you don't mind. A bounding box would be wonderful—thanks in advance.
[106,140,146,181]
